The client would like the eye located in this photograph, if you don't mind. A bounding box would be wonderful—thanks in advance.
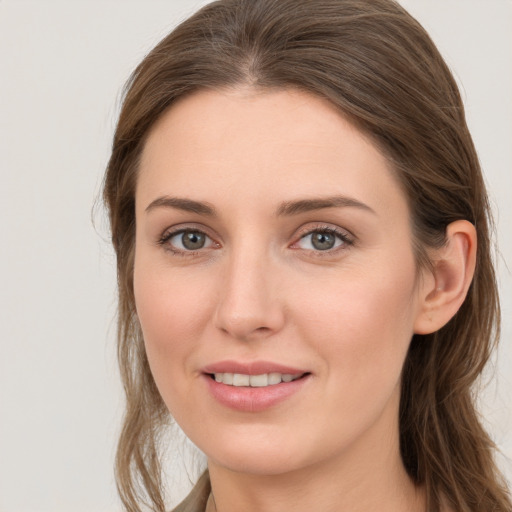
[160,229,216,253]
[295,228,351,251]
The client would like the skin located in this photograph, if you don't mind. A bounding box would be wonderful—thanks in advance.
[133,87,476,512]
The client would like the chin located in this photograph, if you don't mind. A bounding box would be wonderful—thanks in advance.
[196,423,351,479]
[190,425,308,476]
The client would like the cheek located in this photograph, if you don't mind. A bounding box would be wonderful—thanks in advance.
[135,272,191,346]
[133,260,215,396]
[295,257,419,400]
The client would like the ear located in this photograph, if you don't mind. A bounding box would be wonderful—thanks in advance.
[414,220,477,335]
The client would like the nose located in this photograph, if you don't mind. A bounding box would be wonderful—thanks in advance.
[214,248,285,341]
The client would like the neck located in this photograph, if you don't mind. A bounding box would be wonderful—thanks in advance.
[205,411,425,512]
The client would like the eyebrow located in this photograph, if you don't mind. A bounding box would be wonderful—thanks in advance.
[145,196,217,216]
[276,196,376,216]
[144,194,376,217]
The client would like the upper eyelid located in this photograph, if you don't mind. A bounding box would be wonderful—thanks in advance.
[293,223,354,241]
[159,223,216,240]
[166,228,213,241]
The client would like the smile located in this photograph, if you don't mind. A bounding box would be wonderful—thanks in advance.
[204,370,311,412]
[211,372,304,387]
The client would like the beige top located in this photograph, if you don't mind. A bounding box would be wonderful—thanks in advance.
[171,470,211,512]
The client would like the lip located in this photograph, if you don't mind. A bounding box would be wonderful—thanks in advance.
[202,360,307,375]
[202,360,311,413]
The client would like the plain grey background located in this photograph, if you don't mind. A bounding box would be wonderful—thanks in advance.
[0,1,510,511]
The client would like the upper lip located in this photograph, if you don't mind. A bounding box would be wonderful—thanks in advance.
[202,360,308,376]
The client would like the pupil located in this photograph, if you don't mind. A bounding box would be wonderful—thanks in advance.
[182,231,205,250]
[312,232,335,250]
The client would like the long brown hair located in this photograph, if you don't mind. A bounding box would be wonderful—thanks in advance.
[103,1,511,510]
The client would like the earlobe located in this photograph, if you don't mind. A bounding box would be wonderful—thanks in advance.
[414,220,477,335]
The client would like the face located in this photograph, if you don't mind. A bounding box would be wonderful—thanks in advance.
[134,88,428,476]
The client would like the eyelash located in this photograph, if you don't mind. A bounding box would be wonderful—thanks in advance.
[157,225,354,257]
[157,228,216,257]
[293,225,354,255]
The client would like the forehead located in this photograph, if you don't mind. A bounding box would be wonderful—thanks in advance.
[136,87,408,219]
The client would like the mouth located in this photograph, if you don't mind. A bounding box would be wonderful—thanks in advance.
[202,364,312,412]
[207,372,308,387]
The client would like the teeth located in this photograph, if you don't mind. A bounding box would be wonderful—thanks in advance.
[268,372,281,385]
[213,372,303,387]
[232,373,250,386]
[249,374,268,387]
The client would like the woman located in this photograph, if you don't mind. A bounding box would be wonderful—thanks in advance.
[103,0,511,511]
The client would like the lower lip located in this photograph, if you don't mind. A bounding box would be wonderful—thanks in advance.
[204,374,310,412]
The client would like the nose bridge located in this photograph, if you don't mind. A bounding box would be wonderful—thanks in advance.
[214,238,284,340]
